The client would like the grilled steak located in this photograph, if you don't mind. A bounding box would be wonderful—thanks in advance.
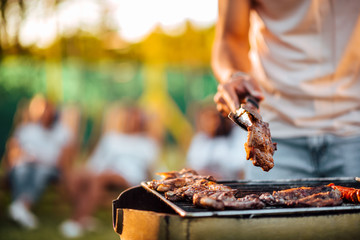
[244,110,277,172]
[193,191,265,210]
[165,179,220,201]
[147,177,188,192]
[226,194,266,210]
[259,186,343,207]
[147,169,216,192]
[193,191,227,210]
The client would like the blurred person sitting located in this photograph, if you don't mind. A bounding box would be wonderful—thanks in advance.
[186,103,247,180]
[60,103,161,238]
[3,95,76,229]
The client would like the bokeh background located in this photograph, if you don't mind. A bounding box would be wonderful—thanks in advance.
[0,0,219,239]
[0,0,218,167]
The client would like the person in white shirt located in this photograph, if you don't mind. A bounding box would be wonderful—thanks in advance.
[60,104,160,238]
[86,130,159,186]
[212,0,360,180]
[5,96,73,229]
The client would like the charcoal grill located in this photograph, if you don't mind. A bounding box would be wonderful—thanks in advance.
[113,177,360,240]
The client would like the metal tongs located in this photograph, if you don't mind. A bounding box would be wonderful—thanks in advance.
[228,96,262,130]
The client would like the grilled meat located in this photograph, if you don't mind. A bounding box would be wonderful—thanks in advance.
[231,194,266,209]
[193,190,234,210]
[259,186,343,207]
[294,191,343,207]
[232,100,277,172]
[147,168,216,192]
[244,112,277,172]
[147,177,188,192]
[193,191,266,210]
[147,168,346,211]
[193,192,225,210]
[149,168,265,210]
[165,179,216,201]
[165,179,234,202]
[156,168,199,180]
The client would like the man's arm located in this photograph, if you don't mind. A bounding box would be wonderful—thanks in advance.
[212,0,252,83]
[212,0,263,115]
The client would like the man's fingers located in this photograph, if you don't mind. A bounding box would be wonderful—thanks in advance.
[214,93,231,117]
[214,91,222,103]
[217,84,240,112]
[214,74,263,116]
[216,104,229,117]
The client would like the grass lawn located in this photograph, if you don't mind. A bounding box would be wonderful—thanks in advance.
[0,184,120,240]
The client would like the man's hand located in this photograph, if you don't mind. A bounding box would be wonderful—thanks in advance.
[214,72,264,117]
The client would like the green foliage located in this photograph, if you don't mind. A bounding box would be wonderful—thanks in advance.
[0,22,218,158]
[166,66,217,115]
[0,56,46,94]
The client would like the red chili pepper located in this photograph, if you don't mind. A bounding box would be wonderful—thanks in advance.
[328,183,360,203]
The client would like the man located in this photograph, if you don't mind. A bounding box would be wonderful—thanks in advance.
[212,0,360,179]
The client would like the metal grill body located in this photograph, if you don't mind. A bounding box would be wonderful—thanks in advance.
[113,178,360,240]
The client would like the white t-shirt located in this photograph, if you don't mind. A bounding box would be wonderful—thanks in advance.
[87,132,160,186]
[250,0,360,138]
[15,122,72,167]
[186,127,247,180]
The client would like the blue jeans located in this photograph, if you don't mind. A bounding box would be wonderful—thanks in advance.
[246,134,360,180]
[9,162,59,204]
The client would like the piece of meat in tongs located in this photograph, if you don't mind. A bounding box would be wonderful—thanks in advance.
[228,96,277,171]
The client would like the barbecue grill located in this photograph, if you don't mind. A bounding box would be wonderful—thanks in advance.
[112,177,360,240]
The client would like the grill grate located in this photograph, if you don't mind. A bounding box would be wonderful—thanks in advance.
[140,177,360,217]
